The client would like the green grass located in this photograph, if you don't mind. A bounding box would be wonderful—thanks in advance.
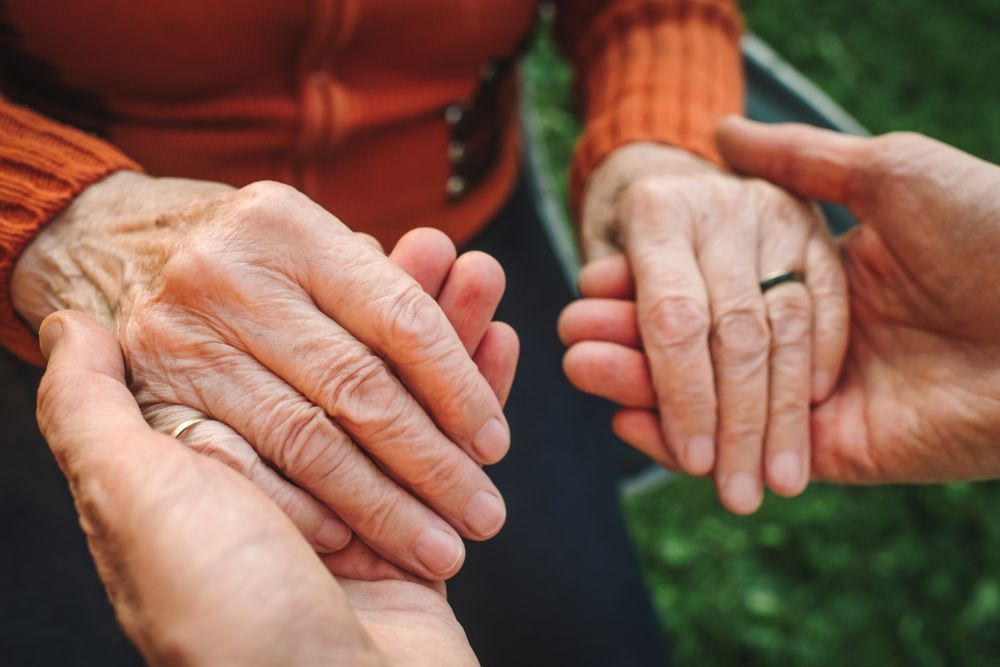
[745,0,1000,163]
[625,479,1000,666]
[526,2,1000,665]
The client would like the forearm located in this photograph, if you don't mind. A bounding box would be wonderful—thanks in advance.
[0,101,140,361]
[10,173,133,332]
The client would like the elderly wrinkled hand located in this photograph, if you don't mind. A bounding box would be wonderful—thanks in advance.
[35,311,479,667]
[12,173,518,580]
[561,118,1000,488]
[563,138,848,514]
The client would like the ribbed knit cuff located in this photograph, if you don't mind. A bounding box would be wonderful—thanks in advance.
[565,0,744,215]
[0,102,140,364]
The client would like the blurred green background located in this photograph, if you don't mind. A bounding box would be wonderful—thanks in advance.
[525,1,1000,665]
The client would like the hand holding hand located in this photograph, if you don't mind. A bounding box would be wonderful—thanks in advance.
[13,174,518,578]
[563,118,1000,488]
[36,311,479,667]
[563,140,848,513]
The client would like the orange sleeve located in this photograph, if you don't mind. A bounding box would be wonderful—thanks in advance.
[555,0,745,214]
[0,101,140,364]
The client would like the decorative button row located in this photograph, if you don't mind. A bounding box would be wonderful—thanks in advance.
[445,103,464,126]
[447,140,466,165]
[446,175,467,197]
[442,34,531,201]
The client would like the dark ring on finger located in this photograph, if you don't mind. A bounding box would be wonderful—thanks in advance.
[759,270,806,294]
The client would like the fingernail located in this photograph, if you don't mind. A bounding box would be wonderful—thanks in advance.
[473,417,509,463]
[38,318,64,361]
[415,527,464,576]
[685,435,715,475]
[313,518,352,553]
[812,371,832,401]
[769,451,806,496]
[723,473,762,515]
[464,491,506,537]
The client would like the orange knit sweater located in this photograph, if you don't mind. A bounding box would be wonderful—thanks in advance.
[0,0,743,363]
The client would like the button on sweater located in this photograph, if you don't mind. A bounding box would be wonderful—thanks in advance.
[0,0,743,362]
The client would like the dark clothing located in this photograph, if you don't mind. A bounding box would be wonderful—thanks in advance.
[0,352,143,664]
[450,171,668,666]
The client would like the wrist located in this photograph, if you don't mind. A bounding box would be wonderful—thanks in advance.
[10,171,233,332]
[579,142,726,260]
[589,143,724,204]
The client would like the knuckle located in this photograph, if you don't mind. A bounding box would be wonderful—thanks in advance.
[118,308,240,401]
[235,180,302,211]
[767,289,812,347]
[817,300,850,343]
[36,368,83,431]
[621,176,667,210]
[428,362,488,432]
[867,132,934,181]
[744,176,779,201]
[661,381,716,423]
[188,435,256,478]
[356,487,405,540]
[342,548,394,581]
[720,417,764,446]
[749,179,818,233]
[161,233,227,293]
[713,304,770,364]
[874,131,924,155]
[809,261,847,299]
[326,356,407,438]
[620,177,698,236]
[769,391,808,425]
[35,372,60,422]
[867,135,903,171]
[275,406,354,485]
[230,181,323,239]
[411,452,469,501]
[383,283,448,353]
[771,347,811,386]
[641,294,711,351]
[354,232,384,253]
[263,482,309,522]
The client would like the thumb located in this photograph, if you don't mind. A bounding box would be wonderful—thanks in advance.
[36,311,381,665]
[36,310,149,471]
[716,116,872,206]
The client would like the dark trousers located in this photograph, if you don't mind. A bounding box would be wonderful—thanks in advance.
[0,172,667,666]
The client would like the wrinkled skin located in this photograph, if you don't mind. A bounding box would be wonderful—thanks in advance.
[13,173,518,580]
[36,311,479,667]
[572,140,848,513]
[561,118,1000,487]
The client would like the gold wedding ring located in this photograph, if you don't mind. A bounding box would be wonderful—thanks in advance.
[169,417,209,440]
[759,269,806,294]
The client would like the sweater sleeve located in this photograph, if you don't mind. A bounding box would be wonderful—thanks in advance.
[555,0,745,214]
[0,101,140,364]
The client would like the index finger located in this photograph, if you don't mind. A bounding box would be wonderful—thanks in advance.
[305,231,510,465]
[620,184,718,476]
